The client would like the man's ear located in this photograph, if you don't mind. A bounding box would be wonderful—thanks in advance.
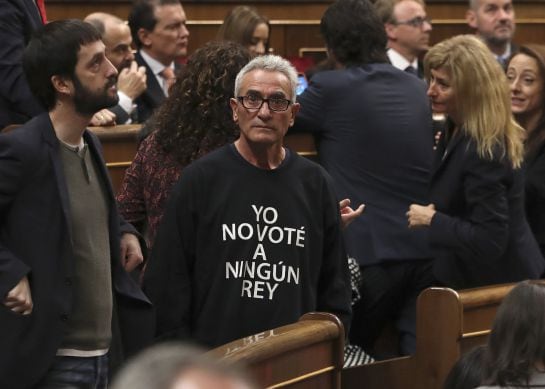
[138,28,152,48]
[229,97,239,123]
[289,102,300,127]
[466,9,478,29]
[51,75,72,96]
[385,22,398,40]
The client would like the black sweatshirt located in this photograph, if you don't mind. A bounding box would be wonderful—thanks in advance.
[144,144,352,348]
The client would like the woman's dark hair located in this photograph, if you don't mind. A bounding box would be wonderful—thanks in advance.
[23,19,101,110]
[320,0,388,66]
[152,41,251,165]
[509,44,545,159]
[443,345,486,389]
[482,281,545,386]
[217,6,270,54]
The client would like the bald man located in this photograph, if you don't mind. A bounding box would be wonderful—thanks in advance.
[85,13,147,125]
[466,0,516,67]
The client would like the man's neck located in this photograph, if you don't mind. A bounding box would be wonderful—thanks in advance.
[141,48,173,68]
[481,36,510,57]
[234,139,285,170]
[49,104,91,145]
[388,44,417,64]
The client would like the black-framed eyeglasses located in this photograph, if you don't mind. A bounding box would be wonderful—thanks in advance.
[237,95,292,112]
[392,16,432,28]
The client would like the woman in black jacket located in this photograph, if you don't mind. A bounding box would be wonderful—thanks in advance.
[407,35,544,288]
[507,44,545,257]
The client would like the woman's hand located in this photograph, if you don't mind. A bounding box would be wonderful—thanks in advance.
[407,204,436,228]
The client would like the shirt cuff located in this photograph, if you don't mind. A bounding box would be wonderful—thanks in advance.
[117,91,134,115]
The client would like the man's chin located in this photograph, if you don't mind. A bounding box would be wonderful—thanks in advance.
[486,35,512,47]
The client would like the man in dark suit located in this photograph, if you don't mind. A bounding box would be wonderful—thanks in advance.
[0,20,153,388]
[128,0,189,123]
[0,0,46,129]
[291,0,433,357]
[374,0,432,78]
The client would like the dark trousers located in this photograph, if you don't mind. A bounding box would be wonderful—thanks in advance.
[35,354,108,389]
[349,259,435,359]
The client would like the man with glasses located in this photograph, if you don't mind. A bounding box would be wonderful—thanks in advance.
[375,0,432,78]
[143,55,351,348]
[85,12,147,125]
[466,0,516,68]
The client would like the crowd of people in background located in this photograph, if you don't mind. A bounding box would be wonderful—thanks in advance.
[1,0,545,387]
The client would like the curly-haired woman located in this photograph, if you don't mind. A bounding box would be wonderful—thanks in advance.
[117,41,251,249]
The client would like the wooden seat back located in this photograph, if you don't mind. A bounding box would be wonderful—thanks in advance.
[207,312,344,389]
[341,282,544,389]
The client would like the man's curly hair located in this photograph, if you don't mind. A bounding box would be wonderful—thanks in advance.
[152,41,251,165]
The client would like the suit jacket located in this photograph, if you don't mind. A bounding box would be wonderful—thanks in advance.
[291,63,433,266]
[0,113,154,388]
[430,128,545,288]
[524,140,545,255]
[134,51,167,124]
[110,103,130,124]
[0,0,45,129]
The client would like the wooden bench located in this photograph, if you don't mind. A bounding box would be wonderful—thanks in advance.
[207,312,344,389]
[342,282,545,389]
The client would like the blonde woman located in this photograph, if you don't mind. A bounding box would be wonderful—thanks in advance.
[407,35,544,288]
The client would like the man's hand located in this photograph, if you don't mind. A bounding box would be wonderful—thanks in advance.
[407,204,436,228]
[117,61,147,100]
[339,198,365,230]
[90,109,116,127]
[3,276,33,315]
[120,233,144,272]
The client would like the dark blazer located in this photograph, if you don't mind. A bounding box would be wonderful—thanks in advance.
[291,63,433,266]
[0,113,154,389]
[0,0,45,129]
[134,51,167,124]
[524,140,545,256]
[430,128,545,288]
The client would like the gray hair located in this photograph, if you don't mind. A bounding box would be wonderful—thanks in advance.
[234,54,299,103]
[110,343,256,389]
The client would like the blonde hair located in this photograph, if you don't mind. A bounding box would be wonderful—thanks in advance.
[425,35,524,168]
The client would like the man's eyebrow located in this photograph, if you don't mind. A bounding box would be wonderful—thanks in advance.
[244,89,287,98]
[114,43,130,51]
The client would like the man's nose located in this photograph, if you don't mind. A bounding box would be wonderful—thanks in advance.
[498,8,510,20]
[257,100,272,116]
[423,20,432,32]
[106,58,118,77]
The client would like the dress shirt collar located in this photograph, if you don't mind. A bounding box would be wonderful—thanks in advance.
[387,48,418,72]
[139,50,175,76]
